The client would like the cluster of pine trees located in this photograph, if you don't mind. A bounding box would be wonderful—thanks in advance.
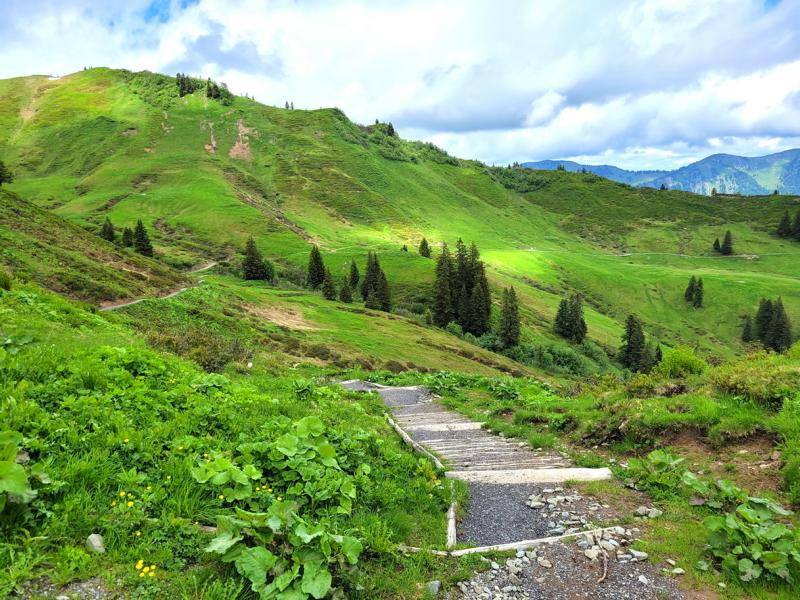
[205,78,233,105]
[776,209,800,242]
[175,73,203,97]
[431,239,491,335]
[98,217,153,256]
[742,298,793,352]
[712,231,734,255]
[418,238,431,258]
[684,276,704,308]
[619,314,661,373]
[306,247,391,312]
[241,237,274,281]
[553,294,587,343]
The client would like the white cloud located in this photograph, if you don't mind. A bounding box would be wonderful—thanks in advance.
[1,0,799,168]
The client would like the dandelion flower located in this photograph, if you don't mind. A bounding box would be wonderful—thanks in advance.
[218,494,225,500]
[120,491,126,497]
[267,488,273,493]
[166,475,171,480]
[142,566,150,574]
[178,446,184,451]
[111,501,117,507]
[255,486,261,492]
[150,565,156,570]
[277,496,283,502]
[203,453,209,458]
[123,438,129,443]
[127,501,134,508]
[146,485,152,491]
[139,572,145,578]
[135,530,141,537]
[148,572,154,577]
[135,562,143,571]
[127,493,133,498]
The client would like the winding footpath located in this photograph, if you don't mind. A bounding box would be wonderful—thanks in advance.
[342,380,687,600]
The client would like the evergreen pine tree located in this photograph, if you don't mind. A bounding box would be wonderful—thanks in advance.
[619,314,645,370]
[713,238,721,252]
[684,276,697,302]
[418,238,431,258]
[100,217,115,242]
[567,295,588,343]
[554,298,570,338]
[654,344,663,364]
[754,298,774,342]
[475,264,492,335]
[692,278,704,308]
[432,244,454,327]
[455,282,471,331]
[242,236,272,280]
[498,287,521,348]
[121,227,134,247]
[365,289,380,310]
[764,298,792,353]
[720,230,734,255]
[361,251,378,301]
[376,269,391,312]
[401,244,408,252]
[639,342,657,374]
[454,238,470,306]
[339,277,353,303]
[133,219,153,256]
[0,160,13,186]
[793,210,800,242]
[777,210,792,237]
[741,314,754,343]
[349,259,360,289]
[321,268,337,300]
[306,245,325,289]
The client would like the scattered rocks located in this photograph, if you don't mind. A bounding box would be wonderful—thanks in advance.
[634,505,663,519]
[85,533,105,554]
[427,580,442,595]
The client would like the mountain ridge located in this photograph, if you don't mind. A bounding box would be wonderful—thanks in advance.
[523,149,800,195]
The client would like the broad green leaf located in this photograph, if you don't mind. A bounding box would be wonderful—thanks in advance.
[340,536,363,565]
[294,522,324,543]
[296,416,324,438]
[276,582,306,600]
[0,462,30,496]
[243,464,263,480]
[762,522,790,541]
[301,561,332,599]
[276,434,299,457]
[235,547,277,590]
[206,531,243,555]
[340,480,356,499]
[738,558,762,581]
[0,431,22,462]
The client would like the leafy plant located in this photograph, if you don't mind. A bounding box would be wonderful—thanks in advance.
[0,431,36,512]
[624,449,684,498]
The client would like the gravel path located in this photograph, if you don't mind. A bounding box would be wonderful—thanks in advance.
[341,380,688,600]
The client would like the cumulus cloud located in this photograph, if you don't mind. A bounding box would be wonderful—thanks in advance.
[1,0,799,168]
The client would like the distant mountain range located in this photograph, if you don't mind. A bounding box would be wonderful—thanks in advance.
[523,149,800,196]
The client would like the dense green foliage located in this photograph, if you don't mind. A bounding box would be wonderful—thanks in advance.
[553,294,587,343]
[307,246,325,290]
[242,236,273,281]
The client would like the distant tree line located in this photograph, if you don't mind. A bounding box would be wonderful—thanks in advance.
[306,245,391,312]
[175,73,232,105]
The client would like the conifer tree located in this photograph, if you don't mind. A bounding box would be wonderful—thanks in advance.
[554,298,570,338]
[639,342,658,374]
[0,160,13,186]
[365,289,380,310]
[321,268,337,300]
[121,227,134,247]
[777,210,792,237]
[754,298,774,342]
[619,314,645,370]
[418,237,431,258]
[684,276,697,302]
[654,344,663,364]
[133,219,153,256]
[498,287,520,348]
[720,230,734,256]
[306,245,325,289]
[793,210,800,242]
[100,217,115,242]
[339,276,353,303]
[242,236,272,280]
[432,243,454,327]
[692,278,704,308]
[741,314,754,343]
[764,298,792,353]
[474,264,492,335]
[568,295,588,343]
[376,269,391,312]
[361,251,379,301]
[349,259,360,289]
[713,238,721,252]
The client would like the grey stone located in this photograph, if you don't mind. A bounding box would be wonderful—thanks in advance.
[426,580,441,595]
[86,533,105,553]
[630,549,649,561]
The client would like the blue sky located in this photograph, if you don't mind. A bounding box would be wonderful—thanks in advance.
[2,0,799,169]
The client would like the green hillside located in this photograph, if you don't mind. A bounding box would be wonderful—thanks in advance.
[2,68,800,360]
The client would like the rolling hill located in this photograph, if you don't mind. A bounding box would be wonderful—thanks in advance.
[2,68,800,363]
[523,149,800,195]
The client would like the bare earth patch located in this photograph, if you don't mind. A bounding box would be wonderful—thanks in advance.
[245,304,316,330]
[229,119,254,161]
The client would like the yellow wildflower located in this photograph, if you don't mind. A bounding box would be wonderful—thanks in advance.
[120,491,126,497]
[127,493,133,498]
[135,562,143,571]
[166,475,171,480]
[123,438,129,443]
[255,486,261,492]
[148,572,154,577]
[142,566,150,574]
[135,530,141,537]
[146,485,152,491]
[218,494,225,500]
[139,572,145,578]
[127,501,134,508]
[111,501,117,507]
[150,565,156,570]
[277,496,283,502]
[267,488,273,493]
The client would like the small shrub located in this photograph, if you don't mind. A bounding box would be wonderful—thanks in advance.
[626,373,660,397]
[0,271,11,292]
[444,321,463,337]
[624,449,684,498]
[711,352,800,409]
[655,345,707,378]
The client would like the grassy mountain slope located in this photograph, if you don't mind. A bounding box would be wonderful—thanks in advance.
[2,68,800,360]
[0,188,186,303]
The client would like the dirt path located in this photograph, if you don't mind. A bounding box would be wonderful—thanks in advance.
[342,381,687,600]
[98,261,218,312]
